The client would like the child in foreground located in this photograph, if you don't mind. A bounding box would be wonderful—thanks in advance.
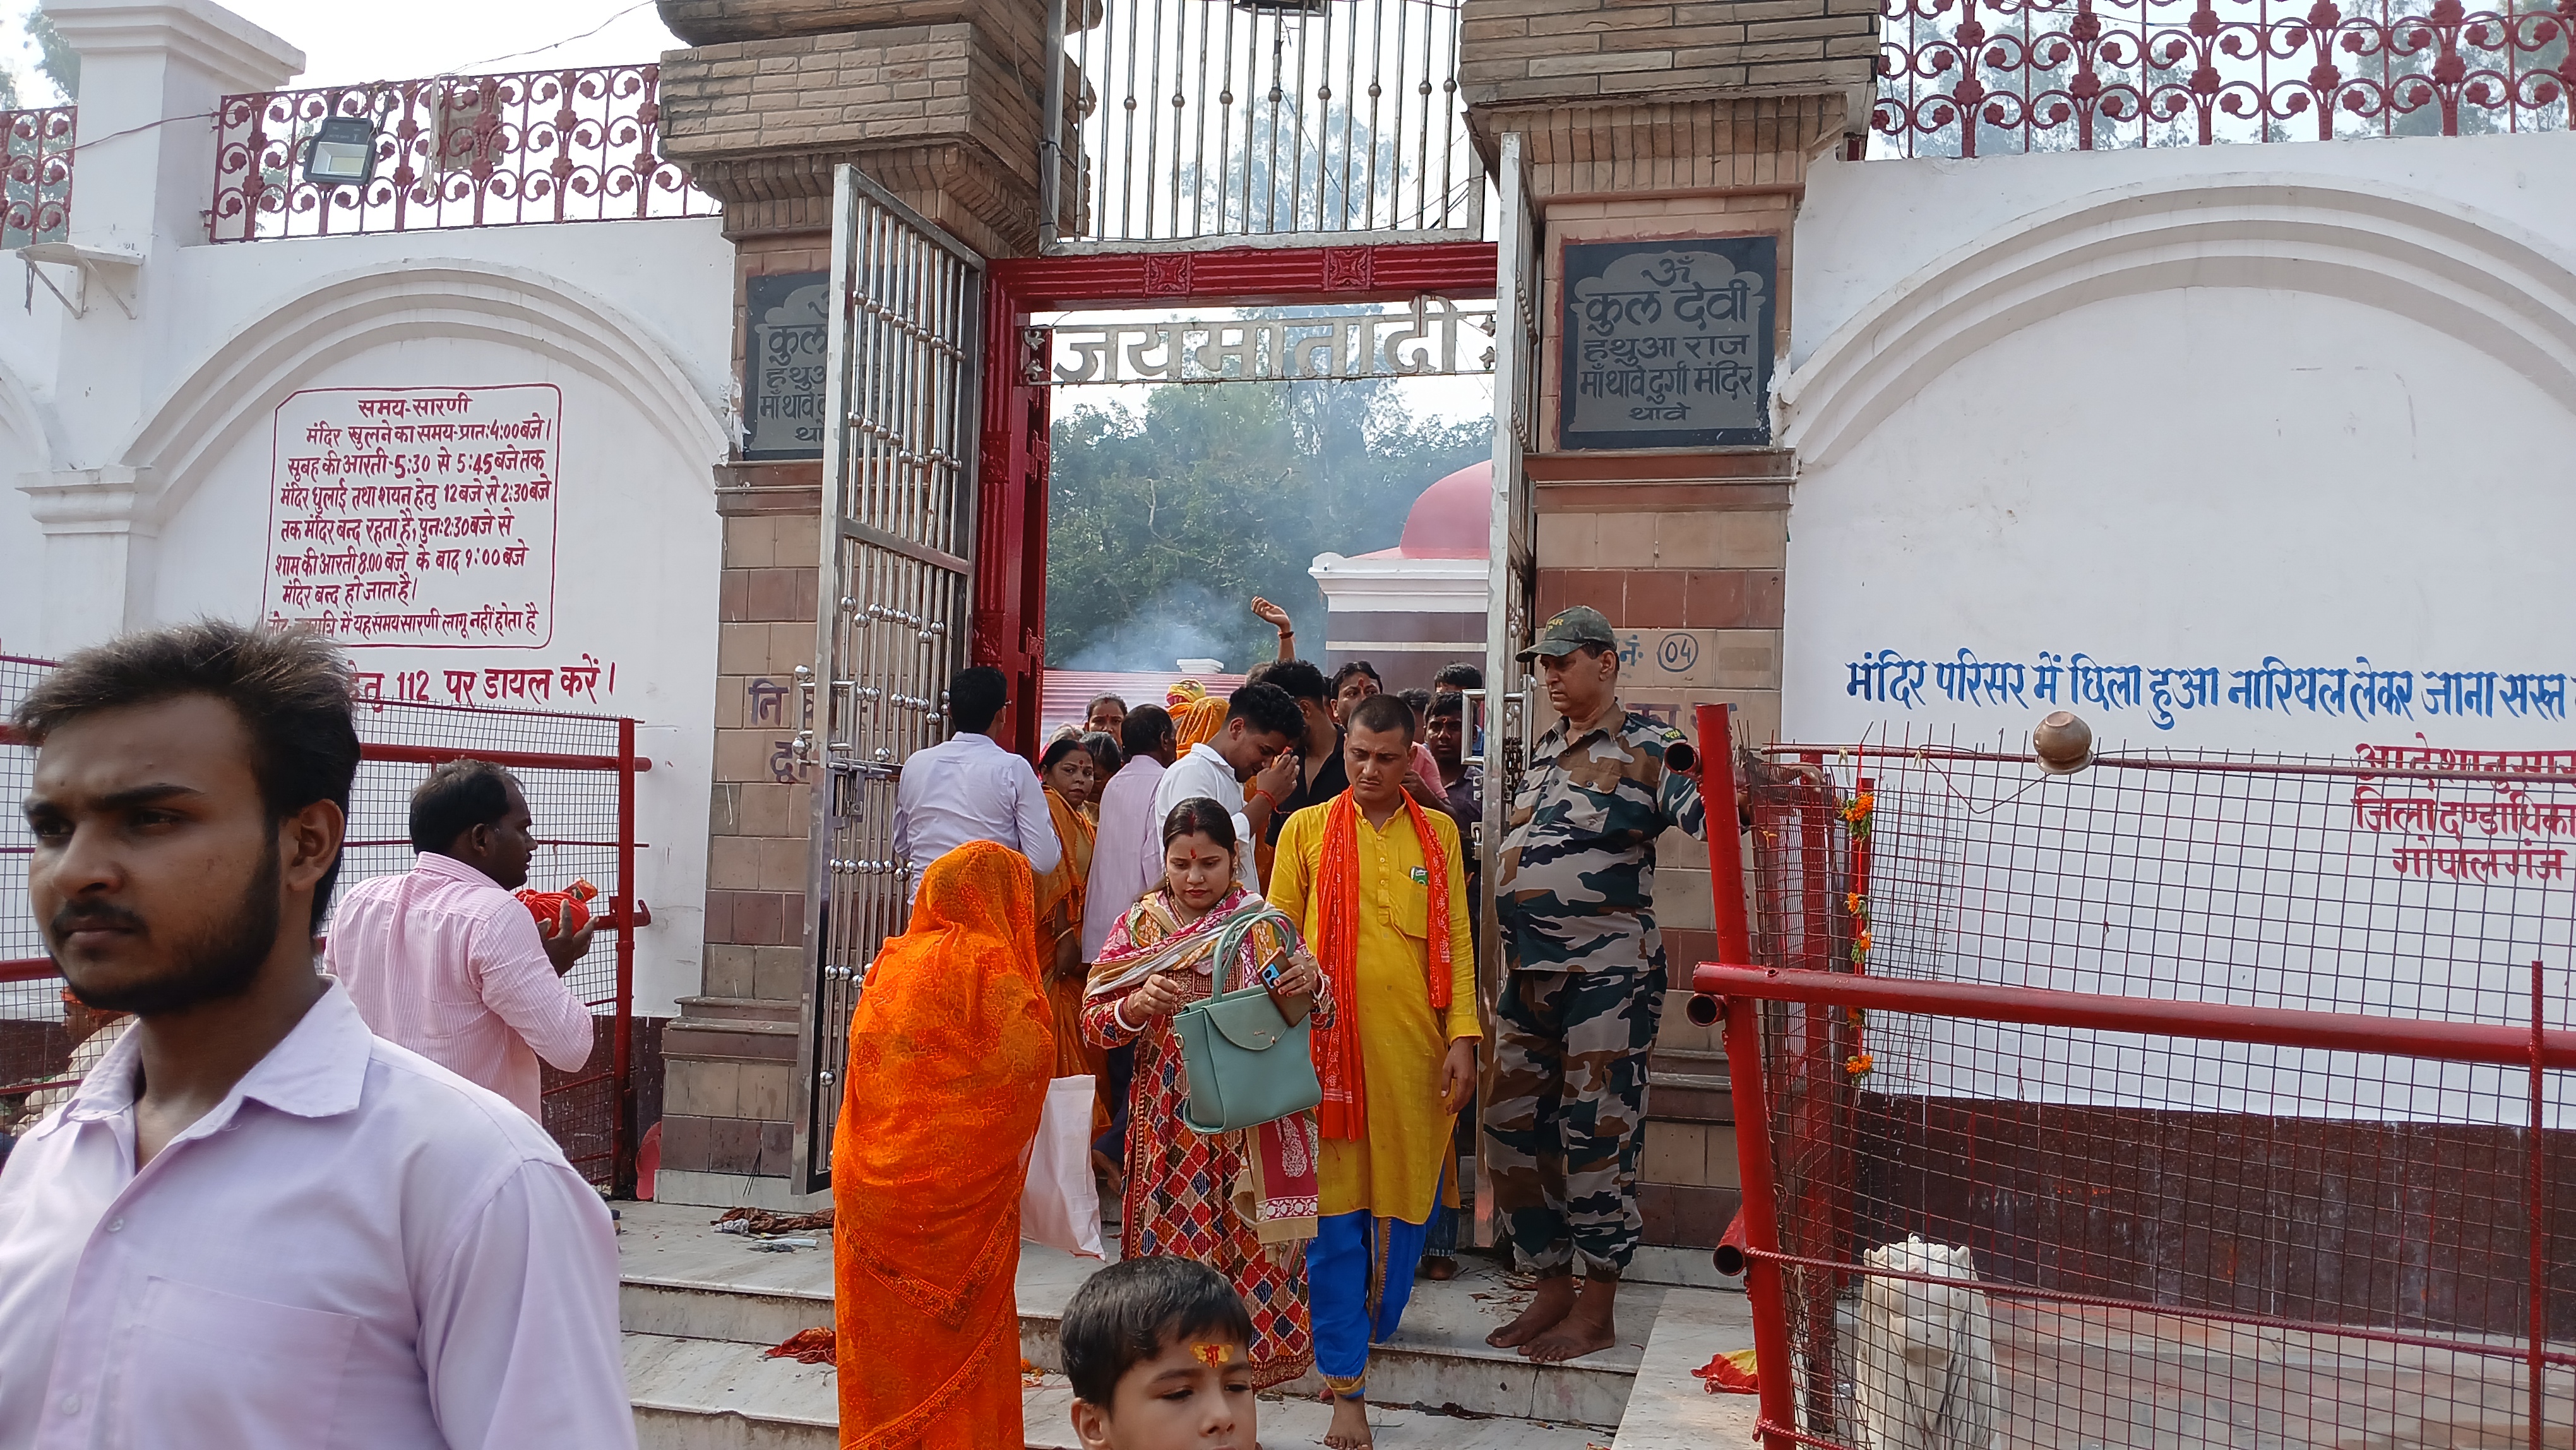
[1063,1256,1258,1450]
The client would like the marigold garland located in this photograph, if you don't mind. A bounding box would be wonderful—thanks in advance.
[1844,789,1875,1080]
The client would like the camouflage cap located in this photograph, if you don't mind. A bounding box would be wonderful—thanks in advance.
[1517,605,1618,661]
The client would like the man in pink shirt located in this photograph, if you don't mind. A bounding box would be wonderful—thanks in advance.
[323,760,599,1119]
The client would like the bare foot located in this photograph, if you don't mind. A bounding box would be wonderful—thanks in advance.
[1485,1273,1576,1349]
[1421,1255,1458,1282]
[1323,1394,1373,1449]
[1521,1278,1618,1363]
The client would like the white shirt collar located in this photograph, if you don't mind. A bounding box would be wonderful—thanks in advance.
[1187,741,1233,773]
[56,981,372,1130]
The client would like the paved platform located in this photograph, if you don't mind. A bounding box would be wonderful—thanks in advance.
[618,1199,1702,1447]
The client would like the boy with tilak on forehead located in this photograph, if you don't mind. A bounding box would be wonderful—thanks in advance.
[1062,1256,1258,1450]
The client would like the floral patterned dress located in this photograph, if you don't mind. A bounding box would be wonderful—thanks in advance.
[1081,886,1335,1390]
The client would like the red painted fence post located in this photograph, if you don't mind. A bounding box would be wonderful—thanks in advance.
[613,716,638,1197]
[1696,702,1799,1450]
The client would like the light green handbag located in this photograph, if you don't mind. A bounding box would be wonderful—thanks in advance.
[1169,908,1321,1135]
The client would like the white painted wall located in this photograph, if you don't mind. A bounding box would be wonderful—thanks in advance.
[1,0,736,1015]
[1774,134,2576,1115]
[1780,133,2576,758]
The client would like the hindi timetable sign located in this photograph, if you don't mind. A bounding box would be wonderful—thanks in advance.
[1559,237,1776,450]
[261,384,561,649]
[743,271,828,460]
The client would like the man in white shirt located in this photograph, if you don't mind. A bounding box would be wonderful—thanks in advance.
[325,759,598,1119]
[893,665,1061,897]
[0,620,633,1449]
[1082,704,1176,962]
[1150,680,1303,895]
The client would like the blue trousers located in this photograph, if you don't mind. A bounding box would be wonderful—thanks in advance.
[1311,1210,1429,1394]
[1424,1159,1458,1257]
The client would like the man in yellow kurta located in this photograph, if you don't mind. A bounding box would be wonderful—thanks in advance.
[1268,692,1478,1450]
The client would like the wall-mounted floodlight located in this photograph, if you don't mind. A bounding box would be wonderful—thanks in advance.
[302,116,379,188]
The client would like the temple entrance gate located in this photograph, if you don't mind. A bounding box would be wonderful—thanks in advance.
[787,0,1532,1200]
[789,166,986,1193]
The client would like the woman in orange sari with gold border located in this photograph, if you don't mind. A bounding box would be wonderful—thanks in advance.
[833,842,1054,1449]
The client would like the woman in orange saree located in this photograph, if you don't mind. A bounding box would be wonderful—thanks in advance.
[833,841,1054,1449]
[1034,738,1104,1095]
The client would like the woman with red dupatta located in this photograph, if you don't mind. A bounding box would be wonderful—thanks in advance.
[1082,797,1332,1389]
[1034,738,1103,1096]
[833,841,1054,1449]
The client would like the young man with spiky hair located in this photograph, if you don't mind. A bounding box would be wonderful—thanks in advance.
[0,621,634,1449]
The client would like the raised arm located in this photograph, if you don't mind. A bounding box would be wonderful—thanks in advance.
[1252,596,1297,662]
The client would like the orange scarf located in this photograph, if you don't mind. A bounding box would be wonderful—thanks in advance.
[1174,695,1230,753]
[1311,789,1453,1141]
[833,842,1054,1449]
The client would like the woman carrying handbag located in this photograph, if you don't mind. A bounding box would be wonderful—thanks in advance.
[1081,796,1334,1391]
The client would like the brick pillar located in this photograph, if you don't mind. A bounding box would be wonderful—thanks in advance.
[1463,0,1871,1249]
[649,0,1049,1207]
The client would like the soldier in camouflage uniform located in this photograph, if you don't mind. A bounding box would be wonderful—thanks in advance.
[1481,606,1706,1364]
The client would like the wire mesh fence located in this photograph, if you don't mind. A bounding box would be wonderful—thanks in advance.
[1,654,642,1192]
[1707,726,2574,1450]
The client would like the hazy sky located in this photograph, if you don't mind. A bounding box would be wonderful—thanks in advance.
[4,0,685,100]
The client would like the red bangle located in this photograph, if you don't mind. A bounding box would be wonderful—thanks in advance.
[1251,788,1279,811]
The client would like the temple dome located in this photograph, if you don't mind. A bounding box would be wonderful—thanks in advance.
[1384,460,1491,560]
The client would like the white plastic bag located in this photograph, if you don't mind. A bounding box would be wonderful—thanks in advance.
[1020,1075,1104,1258]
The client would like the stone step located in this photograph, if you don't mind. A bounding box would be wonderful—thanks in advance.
[620,1200,1650,1428]
[624,1333,1618,1450]
[1025,1370,1615,1449]
[628,1331,835,1450]
[1609,1288,1760,1450]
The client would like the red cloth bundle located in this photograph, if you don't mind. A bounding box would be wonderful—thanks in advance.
[514,878,599,937]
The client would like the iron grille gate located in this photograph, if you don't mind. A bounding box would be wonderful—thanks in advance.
[1469,131,1539,1247]
[790,165,986,1194]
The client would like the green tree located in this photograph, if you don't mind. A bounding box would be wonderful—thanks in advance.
[28,12,76,101]
[1045,378,1487,671]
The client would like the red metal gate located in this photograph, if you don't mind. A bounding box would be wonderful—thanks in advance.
[1,652,647,1193]
[1691,705,2573,1450]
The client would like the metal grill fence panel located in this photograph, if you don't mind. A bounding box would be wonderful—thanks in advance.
[1,655,643,1193]
[2,105,74,249]
[1695,710,2573,1450]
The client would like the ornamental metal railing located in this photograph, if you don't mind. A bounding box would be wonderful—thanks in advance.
[2,106,74,249]
[1873,0,2576,157]
[1044,0,1479,251]
[210,65,716,241]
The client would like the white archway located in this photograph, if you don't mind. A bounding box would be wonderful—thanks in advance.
[116,258,727,525]
[1775,175,2576,469]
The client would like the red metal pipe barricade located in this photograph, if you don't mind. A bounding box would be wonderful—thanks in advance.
[1,655,650,1195]
[1693,726,2573,1450]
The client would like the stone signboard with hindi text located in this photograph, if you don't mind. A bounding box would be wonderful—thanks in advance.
[743,272,828,460]
[1559,237,1776,450]
[261,384,561,649]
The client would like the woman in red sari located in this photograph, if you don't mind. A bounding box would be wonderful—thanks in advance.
[1082,797,1332,1389]
[833,842,1054,1449]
